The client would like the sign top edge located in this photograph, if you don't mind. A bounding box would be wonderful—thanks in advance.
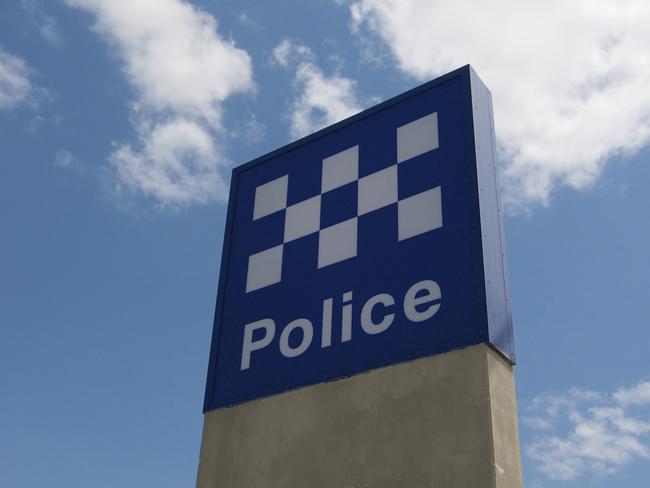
[232,65,473,177]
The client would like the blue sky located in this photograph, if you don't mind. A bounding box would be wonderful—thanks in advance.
[1,1,649,486]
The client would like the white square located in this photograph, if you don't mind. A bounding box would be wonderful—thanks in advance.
[397,112,439,163]
[318,218,358,269]
[358,165,398,216]
[253,175,288,220]
[321,146,359,193]
[284,195,321,243]
[398,186,443,241]
[246,245,283,293]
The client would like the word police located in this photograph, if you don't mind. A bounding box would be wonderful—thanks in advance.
[241,279,442,370]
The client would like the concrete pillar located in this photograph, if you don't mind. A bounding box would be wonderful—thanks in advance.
[196,344,522,488]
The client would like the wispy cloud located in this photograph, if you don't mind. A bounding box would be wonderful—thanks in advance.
[65,0,254,208]
[523,382,650,481]
[347,0,650,212]
[54,149,83,170]
[271,39,362,139]
[0,46,33,110]
[242,112,266,145]
[237,12,261,30]
[20,0,62,46]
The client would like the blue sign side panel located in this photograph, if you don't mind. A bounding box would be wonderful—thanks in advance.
[204,66,495,411]
[202,168,241,412]
[469,68,515,363]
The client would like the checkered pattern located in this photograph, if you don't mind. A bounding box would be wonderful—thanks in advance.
[246,112,442,293]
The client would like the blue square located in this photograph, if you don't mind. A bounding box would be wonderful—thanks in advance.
[246,209,285,254]
[283,233,319,282]
[286,156,321,206]
[398,151,442,200]
[358,204,398,257]
[358,130,396,178]
[320,181,358,229]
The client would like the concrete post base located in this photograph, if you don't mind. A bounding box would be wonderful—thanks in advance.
[196,344,522,488]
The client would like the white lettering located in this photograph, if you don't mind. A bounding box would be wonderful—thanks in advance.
[240,279,443,370]
[341,291,353,342]
[321,298,333,347]
[280,318,314,358]
[403,280,441,322]
[241,318,275,370]
[360,293,395,335]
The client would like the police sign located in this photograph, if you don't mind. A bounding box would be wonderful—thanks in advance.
[203,66,514,411]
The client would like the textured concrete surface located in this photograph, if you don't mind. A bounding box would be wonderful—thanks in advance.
[196,344,522,488]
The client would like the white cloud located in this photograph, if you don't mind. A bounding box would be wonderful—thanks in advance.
[615,381,650,407]
[270,39,314,67]
[348,0,650,211]
[272,40,362,139]
[271,39,293,67]
[67,0,253,125]
[66,0,254,207]
[110,118,226,206]
[523,383,650,481]
[0,47,32,110]
[290,61,362,139]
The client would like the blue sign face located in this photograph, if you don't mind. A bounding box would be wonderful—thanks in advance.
[204,66,514,411]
